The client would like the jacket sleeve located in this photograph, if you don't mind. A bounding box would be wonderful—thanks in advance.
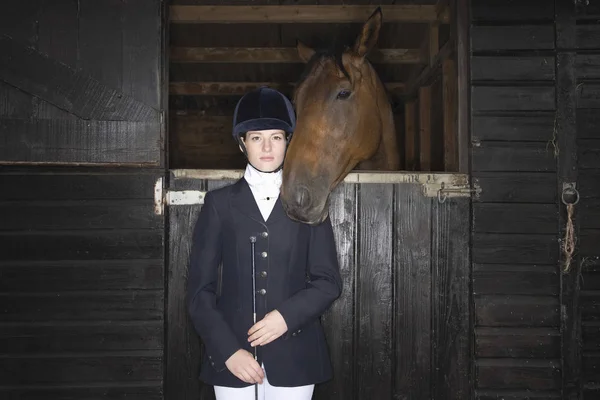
[187,191,241,372]
[276,216,342,336]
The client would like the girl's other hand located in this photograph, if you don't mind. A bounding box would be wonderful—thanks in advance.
[248,310,288,347]
[225,349,264,384]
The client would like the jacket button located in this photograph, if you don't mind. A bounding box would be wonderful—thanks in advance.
[261,231,268,238]
[261,251,268,258]
[260,271,267,278]
[297,329,302,334]
[258,289,266,295]
[292,332,297,337]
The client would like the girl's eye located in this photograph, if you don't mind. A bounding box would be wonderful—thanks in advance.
[273,135,283,140]
[336,90,351,100]
[250,136,261,141]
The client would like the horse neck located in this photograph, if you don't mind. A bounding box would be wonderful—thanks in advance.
[359,64,400,171]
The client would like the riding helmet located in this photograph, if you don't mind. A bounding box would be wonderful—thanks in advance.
[232,86,296,150]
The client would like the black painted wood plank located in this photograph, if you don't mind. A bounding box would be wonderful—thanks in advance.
[578,84,600,108]
[580,139,600,170]
[316,183,355,400]
[0,36,157,122]
[583,324,600,351]
[472,112,556,142]
[0,385,163,400]
[78,0,122,92]
[473,203,557,234]
[581,230,600,257]
[576,54,600,80]
[583,354,600,382]
[577,25,600,50]
[0,291,163,322]
[37,0,78,68]
[122,0,161,109]
[476,390,561,400]
[473,172,557,203]
[431,197,470,400]
[473,265,558,295]
[0,171,159,201]
[0,322,163,353]
[473,233,557,264]
[476,327,560,358]
[471,26,555,51]
[0,231,163,261]
[0,81,34,118]
[584,386,600,400]
[475,295,559,327]
[0,201,160,231]
[471,56,555,82]
[472,87,555,111]
[578,109,600,139]
[0,0,41,46]
[473,142,556,172]
[580,171,600,199]
[165,176,211,400]
[466,140,541,173]
[0,355,162,385]
[476,359,561,390]
[394,183,431,400]
[0,260,163,292]
[471,0,554,22]
[357,183,393,400]
[0,119,161,164]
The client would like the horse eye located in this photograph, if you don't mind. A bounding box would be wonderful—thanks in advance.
[336,90,351,100]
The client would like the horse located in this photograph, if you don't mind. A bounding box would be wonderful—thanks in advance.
[281,7,400,225]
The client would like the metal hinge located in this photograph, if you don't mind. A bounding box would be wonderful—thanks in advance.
[154,177,206,215]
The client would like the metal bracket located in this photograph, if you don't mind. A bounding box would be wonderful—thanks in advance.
[154,177,206,215]
[423,181,481,203]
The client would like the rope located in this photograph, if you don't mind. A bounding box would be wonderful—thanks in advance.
[562,203,576,273]
[561,185,579,274]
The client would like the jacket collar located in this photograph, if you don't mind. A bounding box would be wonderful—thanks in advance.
[230,178,287,225]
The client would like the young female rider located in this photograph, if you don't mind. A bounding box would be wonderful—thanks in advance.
[187,87,343,400]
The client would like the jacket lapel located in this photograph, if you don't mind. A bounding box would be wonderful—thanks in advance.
[230,178,288,226]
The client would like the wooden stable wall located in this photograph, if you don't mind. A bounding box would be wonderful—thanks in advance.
[470,1,600,399]
[168,0,456,172]
[0,1,165,399]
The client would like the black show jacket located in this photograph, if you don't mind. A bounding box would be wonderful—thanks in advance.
[187,178,342,388]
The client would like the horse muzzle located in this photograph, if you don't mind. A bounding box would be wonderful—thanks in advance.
[282,184,330,225]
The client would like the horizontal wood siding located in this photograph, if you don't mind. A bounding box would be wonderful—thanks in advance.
[0,168,164,400]
[470,1,561,398]
[166,175,470,400]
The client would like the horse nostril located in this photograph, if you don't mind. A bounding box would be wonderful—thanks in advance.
[294,186,312,209]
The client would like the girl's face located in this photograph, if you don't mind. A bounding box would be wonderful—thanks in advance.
[241,129,287,172]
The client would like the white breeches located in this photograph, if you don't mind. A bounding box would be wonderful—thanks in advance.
[214,365,314,400]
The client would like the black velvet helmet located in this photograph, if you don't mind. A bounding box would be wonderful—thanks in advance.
[232,86,296,143]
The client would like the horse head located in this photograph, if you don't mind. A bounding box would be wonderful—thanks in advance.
[281,8,399,225]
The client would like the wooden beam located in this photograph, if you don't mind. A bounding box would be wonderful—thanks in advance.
[170,81,405,96]
[169,5,449,24]
[0,35,157,122]
[429,23,440,66]
[453,0,469,173]
[419,86,432,171]
[442,58,458,172]
[404,101,417,171]
[405,39,454,97]
[170,47,424,64]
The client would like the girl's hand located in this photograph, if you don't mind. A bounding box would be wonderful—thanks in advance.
[225,349,264,384]
[248,310,288,347]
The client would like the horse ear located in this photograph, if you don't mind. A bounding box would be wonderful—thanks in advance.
[297,40,316,63]
[352,7,382,58]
